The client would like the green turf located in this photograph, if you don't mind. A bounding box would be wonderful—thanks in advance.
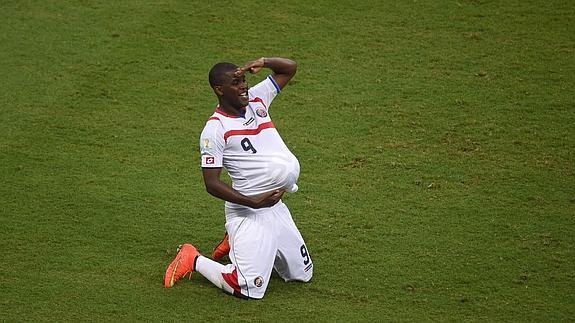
[1,0,573,321]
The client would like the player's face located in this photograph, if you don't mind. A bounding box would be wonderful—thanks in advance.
[220,71,249,109]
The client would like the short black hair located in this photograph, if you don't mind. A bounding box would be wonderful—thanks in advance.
[208,62,238,87]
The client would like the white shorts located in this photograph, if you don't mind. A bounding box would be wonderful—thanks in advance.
[220,201,313,299]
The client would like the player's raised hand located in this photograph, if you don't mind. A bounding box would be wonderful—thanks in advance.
[236,57,265,77]
[250,189,285,209]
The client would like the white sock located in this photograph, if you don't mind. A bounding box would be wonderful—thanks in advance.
[195,256,234,294]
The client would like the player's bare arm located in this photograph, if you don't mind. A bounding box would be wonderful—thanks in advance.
[237,57,297,90]
[202,167,285,209]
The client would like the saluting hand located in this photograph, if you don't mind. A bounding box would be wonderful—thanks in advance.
[235,57,265,77]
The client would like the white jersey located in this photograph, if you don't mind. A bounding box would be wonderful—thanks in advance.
[200,76,300,214]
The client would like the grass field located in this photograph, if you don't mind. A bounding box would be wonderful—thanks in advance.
[1,0,574,321]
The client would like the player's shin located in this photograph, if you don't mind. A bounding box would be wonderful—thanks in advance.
[195,256,234,294]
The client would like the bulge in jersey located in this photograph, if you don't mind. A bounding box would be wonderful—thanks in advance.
[224,125,300,198]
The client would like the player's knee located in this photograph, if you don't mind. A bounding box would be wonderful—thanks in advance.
[301,267,313,283]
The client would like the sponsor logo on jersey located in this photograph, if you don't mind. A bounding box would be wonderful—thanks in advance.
[256,108,267,118]
[254,276,264,287]
[204,156,215,165]
[243,117,255,126]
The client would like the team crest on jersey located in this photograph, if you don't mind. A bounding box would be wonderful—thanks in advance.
[256,108,267,118]
[254,276,264,288]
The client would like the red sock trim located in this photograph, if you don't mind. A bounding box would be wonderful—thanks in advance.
[222,269,241,294]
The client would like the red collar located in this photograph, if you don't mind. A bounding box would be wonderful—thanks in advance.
[215,106,245,118]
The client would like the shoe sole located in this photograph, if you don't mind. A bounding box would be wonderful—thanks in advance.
[165,244,195,288]
[168,260,179,287]
[165,245,184,288]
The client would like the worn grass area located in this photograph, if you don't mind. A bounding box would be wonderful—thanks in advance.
[1,0,573,321]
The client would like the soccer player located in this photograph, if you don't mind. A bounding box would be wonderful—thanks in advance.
[164,57,313,299]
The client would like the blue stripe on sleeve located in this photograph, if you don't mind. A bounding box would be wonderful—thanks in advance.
[267,75,281,93]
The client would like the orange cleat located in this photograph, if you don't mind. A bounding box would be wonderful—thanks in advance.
[164,244,200,288]
[212,232,230,261]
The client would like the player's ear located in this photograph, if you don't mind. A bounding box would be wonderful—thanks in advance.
[213,85,223,96]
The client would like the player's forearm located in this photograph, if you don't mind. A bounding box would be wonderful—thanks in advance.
[263,57,297,77]
[205,179,256,208]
